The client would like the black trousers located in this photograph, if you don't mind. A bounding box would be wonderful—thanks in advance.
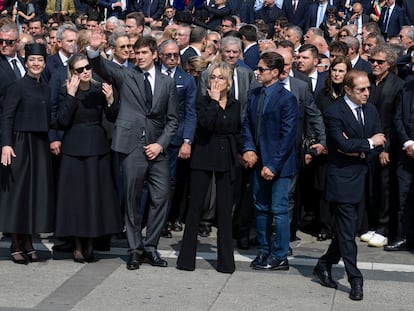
[319,202,363,284]
[177,169,235,273]
[396,158,414,239]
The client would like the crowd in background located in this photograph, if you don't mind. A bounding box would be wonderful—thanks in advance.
[1,0,414,282]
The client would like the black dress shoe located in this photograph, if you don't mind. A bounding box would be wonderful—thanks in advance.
[52,241,73,252]
[384,239,413,251]
[161,226,172,238]
[250,252,268,268]
[349,282,363,300]
[172,221,183,232]
[237,237,250,250]
[288,247,293,256]
[197,226,210,237]
[253,255,289,271]
[313,262,337,289]
[143,251,168,267]
[126,252,142,270]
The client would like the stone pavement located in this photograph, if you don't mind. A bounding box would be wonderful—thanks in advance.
[1,230,414,311]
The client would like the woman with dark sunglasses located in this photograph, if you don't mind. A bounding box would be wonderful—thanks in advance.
[54,54,122,263]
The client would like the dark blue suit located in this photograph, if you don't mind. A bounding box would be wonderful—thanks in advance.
[282,0,309,30]
[42,53,64,83]
[98,0,127,19]
[239,0,255,24]
[243,43,260,71]
[379,4,405,38]
[319,97,382,285]
[128,0,164,19]
[314,70,328,98]
[242,82,298,261]
[305,3,335,31]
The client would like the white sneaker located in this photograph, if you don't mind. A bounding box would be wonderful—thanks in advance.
[360,231,375,242]
[368,233,388,247]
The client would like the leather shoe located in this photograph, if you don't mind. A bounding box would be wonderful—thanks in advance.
[172,221,183,232]
[161,226,172,238]
[237,237,250,250]
[313,262,337,289]
[126,252,142,270]
[253,255,289,271]
[197,226,210,237]
[143,251,168,267]
[349,282,363,300]
[250,252,268,268]
[384,239,413,251]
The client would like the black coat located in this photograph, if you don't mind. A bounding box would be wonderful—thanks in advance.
[1,75,51,147]
[58,82,118,156]
[191,95,241,172]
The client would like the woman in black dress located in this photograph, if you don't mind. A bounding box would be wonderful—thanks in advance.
[315,55,352,241]
[55,54,122,263]
[0,43,53,264]
[177,62,241,273]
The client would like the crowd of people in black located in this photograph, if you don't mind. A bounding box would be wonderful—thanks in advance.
[1,0,414,301]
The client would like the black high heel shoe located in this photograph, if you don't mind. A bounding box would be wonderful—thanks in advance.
[22,247,40,262]
[10,248,29,265]
[73,250,85,264]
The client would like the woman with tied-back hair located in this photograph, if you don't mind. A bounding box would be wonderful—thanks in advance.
[315,56,352,242]
[54,54,122,263]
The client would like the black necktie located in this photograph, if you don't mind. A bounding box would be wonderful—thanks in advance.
[356,106,364,126]
[11,59,21,78]
[166,69,172,77]
[255,88,266,144]
[144,72,152,111]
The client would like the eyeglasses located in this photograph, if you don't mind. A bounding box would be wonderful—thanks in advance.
[354,86,371,93]
[73,64,92,73]
[0,39,16,46]
[118,44,132,49]
[210,75,225,81]
[368,58,386,65]
[160,53,180,59]
[255,66,273,73]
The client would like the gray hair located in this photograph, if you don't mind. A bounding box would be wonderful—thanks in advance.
[108,31,129,47]
[56,24,78,41]
[220,36,242,52]
[158,39,179,53]
[0,23,18,39]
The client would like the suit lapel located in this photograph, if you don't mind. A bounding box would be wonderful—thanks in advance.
[339,99,364,137]
[152,71,163,112]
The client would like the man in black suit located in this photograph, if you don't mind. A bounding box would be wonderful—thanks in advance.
[255,0,285,38]
[346,2,369,35]
[0,23,25,144]
[88,34,178,270]
[313,70,386,301]
[402,0,414,25]
[386,79,414,251]
[296,44,328,97]
[181,26,207,68]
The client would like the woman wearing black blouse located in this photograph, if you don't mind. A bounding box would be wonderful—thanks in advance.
[55,54,122,263]
[0,43,53,264]
[315,56,352,241]
[177,62,241,274]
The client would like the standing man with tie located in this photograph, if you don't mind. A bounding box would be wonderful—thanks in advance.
[87,34,178,271]
[379,0,405,40]
[312,70,386,301]
[157,39,197,237]
[0,23,25,144]
[242,51,298,270]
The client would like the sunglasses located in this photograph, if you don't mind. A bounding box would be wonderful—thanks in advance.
[118,44,132,49]
[74,64,92,73]
[0,39,16,46]
[160,53,179,59]
[354,86,371,93]
[256,66,273,73]
[368,58,386,65]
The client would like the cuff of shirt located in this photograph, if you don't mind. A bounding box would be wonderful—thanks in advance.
[368,138,374,149]
[404,140,414,150]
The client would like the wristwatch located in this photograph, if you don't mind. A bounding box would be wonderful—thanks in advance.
[183,139,192,145]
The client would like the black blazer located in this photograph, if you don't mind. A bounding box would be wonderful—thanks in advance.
[42,53,64,83]
[394,80,414,151]
[191,95,241,172]
[354,56,372,74]
[0,55,24,95]
[282,0,309,30]
[1,75,51,147]
[324,98,382,204]
[58,83,118,157]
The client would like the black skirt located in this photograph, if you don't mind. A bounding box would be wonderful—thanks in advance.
[55,153,122,238]
[0,132,54,234]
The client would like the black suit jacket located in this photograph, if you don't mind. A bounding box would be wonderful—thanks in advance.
[394,80,414,151]
[324,98,382,204]
[42,53,64,83]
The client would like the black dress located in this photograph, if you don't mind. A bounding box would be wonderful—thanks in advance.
[0,75,54,234]
[54,83,122,238]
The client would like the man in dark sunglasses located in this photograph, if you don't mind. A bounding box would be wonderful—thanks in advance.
[365,45,404,249]
[108,32,135,68]
[0,23,25,108]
